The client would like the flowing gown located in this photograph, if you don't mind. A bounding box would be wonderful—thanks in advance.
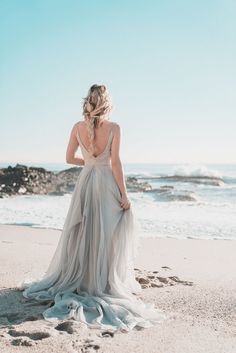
[18,123,166,332]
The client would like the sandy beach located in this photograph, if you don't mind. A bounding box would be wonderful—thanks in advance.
[0,224,235,353]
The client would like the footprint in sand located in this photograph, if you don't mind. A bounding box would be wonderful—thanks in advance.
[11,338,35,346]
[100,330,115,338]
[134,268,194,288]
[8,329,50,341]
[72,338,100,352]
[168,276,194,286]
[55,321,75,334]
[84,343,100,351]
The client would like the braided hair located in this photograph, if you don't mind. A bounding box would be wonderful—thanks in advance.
[82,84,113,156]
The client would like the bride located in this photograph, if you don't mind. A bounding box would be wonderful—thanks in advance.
[19,84,166,332]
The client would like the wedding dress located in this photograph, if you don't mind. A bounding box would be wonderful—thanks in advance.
[18,123,166,332]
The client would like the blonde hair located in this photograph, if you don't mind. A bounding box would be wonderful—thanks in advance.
[82,84,113,156]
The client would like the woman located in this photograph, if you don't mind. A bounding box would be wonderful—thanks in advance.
[19,84,166,332]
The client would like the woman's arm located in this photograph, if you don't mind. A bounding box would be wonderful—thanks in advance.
[66,123,85,166]
[111,123,130,210]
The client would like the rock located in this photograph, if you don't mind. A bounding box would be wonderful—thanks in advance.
[18,186,27,194]
[0,164,82,198]
[156,175,224,187]
[0,165,153,197]
[126,177,152,192]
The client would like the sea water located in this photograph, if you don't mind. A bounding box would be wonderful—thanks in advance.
[0,163,235,240]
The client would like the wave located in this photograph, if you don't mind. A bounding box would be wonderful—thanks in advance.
[135,165,229,186]
[136,164,226,186]
[172,165,222,178]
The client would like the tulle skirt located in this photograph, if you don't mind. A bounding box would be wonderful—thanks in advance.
[17,165,166,332]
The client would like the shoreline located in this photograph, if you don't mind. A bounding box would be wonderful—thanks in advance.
[0,223,235,241]
[0,224,235,352]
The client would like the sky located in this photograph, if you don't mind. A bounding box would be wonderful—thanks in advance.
[0,0,235,165]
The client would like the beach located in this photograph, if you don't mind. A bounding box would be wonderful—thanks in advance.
[1,0,236,350]
[0,224,235,353]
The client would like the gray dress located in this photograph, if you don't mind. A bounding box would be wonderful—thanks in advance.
[20,123,166,332]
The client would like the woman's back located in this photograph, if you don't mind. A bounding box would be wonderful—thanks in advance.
[76,121,115,167]
[76,120,114,158]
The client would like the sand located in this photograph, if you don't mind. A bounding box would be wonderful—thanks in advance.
[0,224,235,353]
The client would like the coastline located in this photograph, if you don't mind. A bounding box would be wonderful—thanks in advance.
[0,224,235,352]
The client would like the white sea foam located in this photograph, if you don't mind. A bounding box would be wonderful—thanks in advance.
[172,164,222,178]
[0,190,235,240]
[0,163,236,240]
[131,192,236,240]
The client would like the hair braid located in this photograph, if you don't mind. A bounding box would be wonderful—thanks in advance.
[82,84,113,155]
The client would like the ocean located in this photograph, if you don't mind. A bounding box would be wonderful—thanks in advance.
[0,162,235,240]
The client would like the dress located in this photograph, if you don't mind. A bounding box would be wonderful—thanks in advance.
[18,123,166,332]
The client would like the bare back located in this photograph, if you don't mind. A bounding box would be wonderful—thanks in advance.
[77,120,114,158]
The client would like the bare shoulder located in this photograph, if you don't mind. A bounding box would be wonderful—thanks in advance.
[111,121,120,134]
[71,120,83,133]
[74,120,83,128]
[111,121,120,128]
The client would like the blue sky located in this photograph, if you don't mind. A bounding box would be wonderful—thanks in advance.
[0,0,235,164]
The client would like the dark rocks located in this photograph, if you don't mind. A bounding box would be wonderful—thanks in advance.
[0,164,83,198]
[0,165,153,198]
[126,176,152,192]
[151,175,224,187]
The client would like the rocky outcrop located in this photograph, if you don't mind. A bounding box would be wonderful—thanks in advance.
[0,164,151,198]
[125,176,152,192]
[0,164,82,198]
[141,175,224,187]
